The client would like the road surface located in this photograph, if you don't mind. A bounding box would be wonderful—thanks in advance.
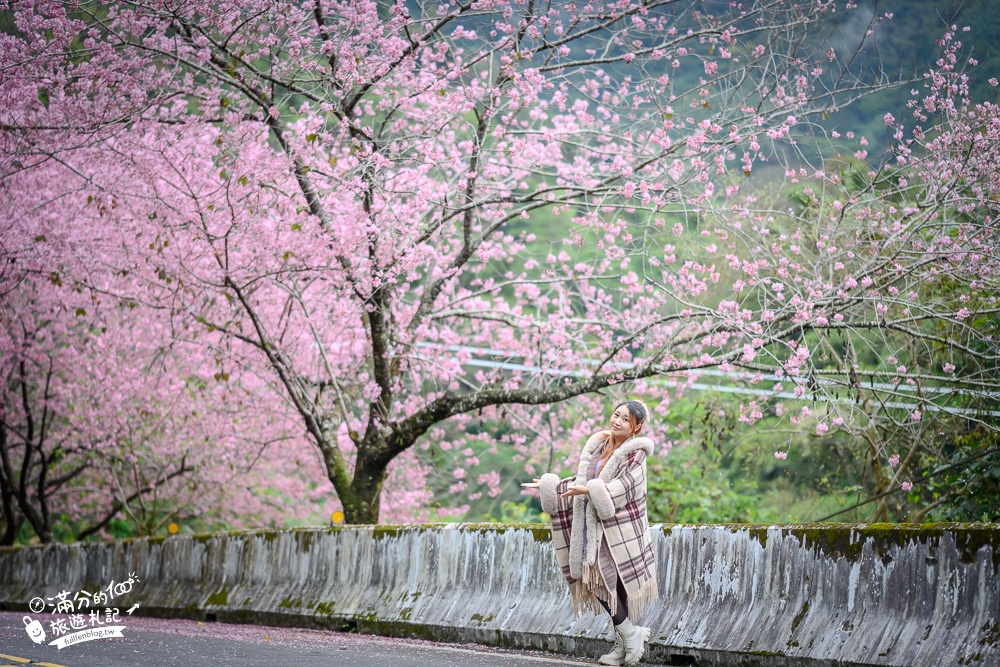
[0,612,593,667]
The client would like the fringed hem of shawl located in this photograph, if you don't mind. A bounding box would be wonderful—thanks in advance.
[569,569,660,621]
[626,575,659,620]
[570,560,614,617]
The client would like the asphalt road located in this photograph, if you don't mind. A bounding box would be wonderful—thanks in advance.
[0,612,592,667]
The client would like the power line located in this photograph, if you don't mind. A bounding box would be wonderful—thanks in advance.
[429,343,995,399]
[418,343,1000,418]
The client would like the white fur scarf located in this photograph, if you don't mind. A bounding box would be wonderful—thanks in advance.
[567,432,654,580]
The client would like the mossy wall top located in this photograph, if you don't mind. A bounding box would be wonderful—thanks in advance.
[0,523,997,667]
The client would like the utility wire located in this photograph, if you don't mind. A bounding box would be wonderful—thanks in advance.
[418,343,1000,418]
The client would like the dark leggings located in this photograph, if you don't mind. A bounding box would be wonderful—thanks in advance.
[597,576,630,626]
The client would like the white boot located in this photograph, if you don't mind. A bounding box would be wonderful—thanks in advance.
[617,618,651,666]
[597,626,626,666]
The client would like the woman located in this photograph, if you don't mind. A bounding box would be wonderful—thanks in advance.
[522,400,658,667]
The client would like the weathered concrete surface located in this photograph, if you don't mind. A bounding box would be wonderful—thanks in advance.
[0,524,997,666]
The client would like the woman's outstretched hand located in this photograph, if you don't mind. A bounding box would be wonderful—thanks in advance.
[560,484,590,498]
[520,478,541,490]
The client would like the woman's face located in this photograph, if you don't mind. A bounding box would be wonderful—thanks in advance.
[609,405,636,440]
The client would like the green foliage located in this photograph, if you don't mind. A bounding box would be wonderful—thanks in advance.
[106,518,138,539]
[495,500,545,524]
[647,446,762,523]
[922,427,1000,523]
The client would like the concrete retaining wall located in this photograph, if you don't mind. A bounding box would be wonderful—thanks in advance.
[0,523,997,666]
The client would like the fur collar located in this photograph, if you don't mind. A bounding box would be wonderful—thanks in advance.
[575,432,654,483]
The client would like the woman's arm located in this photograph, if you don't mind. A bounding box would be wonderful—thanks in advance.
[537,473,578,515]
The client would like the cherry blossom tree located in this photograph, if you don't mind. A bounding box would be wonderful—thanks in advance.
[713,26,1000,520]
[0,159,331,543]
[3,0,996,524]
[0,285,196,543]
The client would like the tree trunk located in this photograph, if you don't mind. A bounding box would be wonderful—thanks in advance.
[342,457,387,524]
[0,516,23,546]
[21,504,53,543]
[0,425,20,545]
[0,478,20,545]
[0,424,51,542]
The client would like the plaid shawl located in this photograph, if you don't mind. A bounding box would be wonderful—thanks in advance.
[539,432,658,619]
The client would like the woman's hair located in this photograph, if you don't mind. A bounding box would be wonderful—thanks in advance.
[614,399,649,435]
